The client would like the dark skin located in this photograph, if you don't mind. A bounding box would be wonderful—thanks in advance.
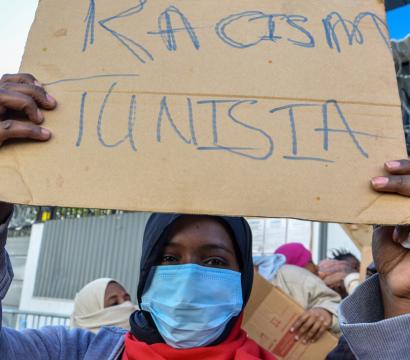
[291,308,332,344]
[104,281,131,308]
[0,73,56,224]
[318,257,360,297]
[158,216,240,271]
[370,159,410,319]
[0,73,56,146]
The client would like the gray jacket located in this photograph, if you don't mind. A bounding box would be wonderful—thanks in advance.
[339,273,410,359]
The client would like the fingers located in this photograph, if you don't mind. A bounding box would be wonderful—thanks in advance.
[371,175,410,197]
[291,309,332,345]
[0,119,51,146]
[1,82,56,110]
[290,312,309,335]
[303,320,322,343]
[0,74,55,145]
[311,322,328,343]
[0,89,46,124]
[1,73,41,86]
[294,314,316,343]
[322,272,345,288]
[385,160,410,175]
[371,159,410,196]
[319,260,351,274]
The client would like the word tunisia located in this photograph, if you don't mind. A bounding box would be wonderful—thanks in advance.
[74,82,381,164]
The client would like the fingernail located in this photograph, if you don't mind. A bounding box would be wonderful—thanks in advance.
[386,161,401,169]
[46,93,56,105]
[34,80,43,87]
[302,340,307,344]
[41,128,51,137]
[290,328,294,333]
[37,109,44,122]
[294,336,299,341]
[371,177,389,188]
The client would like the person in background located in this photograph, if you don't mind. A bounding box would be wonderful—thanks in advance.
[70,278,137,333]
[254,242,341,345]
[275,242,318,274]
[331,250,360,272]
[319,250,361,298]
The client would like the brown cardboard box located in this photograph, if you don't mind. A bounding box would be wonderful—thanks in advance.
[244,274,338,360]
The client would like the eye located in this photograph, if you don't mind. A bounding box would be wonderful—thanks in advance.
[204,257,227,267]
[161,255,179,264]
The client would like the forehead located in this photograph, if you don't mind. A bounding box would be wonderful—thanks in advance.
[105,281,126,295]
[167,216,232,240]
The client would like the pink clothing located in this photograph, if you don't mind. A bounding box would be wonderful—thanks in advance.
[274,243,312,268]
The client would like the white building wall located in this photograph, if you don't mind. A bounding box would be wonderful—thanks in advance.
[19,223,73,316]
[248,218,361,262]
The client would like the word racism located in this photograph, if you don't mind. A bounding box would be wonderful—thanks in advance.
[74,82,379,164]
[44,1,391,164]
[82,0,389,63]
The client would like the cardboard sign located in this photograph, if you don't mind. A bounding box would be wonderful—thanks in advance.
[0,0,409,223]
[359,246,373,282]
[244,273,338,359]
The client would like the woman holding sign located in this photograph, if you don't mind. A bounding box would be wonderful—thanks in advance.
[0,210,276,359]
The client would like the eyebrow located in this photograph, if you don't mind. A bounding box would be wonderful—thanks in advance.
[107,293,130,301]
[163,242,236,256]
[200,243,236,256]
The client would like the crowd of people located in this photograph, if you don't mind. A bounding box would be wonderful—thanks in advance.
[0,73,409,359]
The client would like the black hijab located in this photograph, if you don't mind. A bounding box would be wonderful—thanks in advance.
[129,213,254,345]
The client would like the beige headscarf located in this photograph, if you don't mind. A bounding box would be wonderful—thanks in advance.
[70,278,137,333]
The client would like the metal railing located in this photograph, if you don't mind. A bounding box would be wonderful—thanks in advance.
[8,205,124,238]
[2,307,70,330]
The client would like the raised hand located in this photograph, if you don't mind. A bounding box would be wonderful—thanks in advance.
[0,73,56,146]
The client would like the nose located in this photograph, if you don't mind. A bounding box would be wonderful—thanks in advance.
[179,254,202,266]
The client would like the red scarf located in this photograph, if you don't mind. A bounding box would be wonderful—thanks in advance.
[121,316,275,360]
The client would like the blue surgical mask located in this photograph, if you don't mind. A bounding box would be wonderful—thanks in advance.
[140,263,243,349]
